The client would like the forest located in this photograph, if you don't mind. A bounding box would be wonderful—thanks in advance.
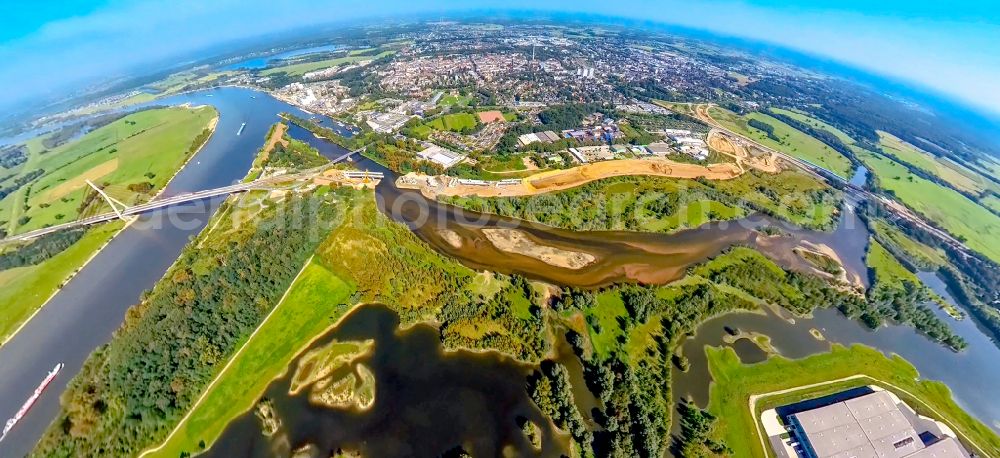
[34,189,346,456]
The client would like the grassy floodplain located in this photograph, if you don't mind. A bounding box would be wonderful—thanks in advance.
[146,258,355,458]
[0,221,124,341]
[260,50,395,77]
[0,106,216,342]
[708,106,854,178]
[866,239,923,293]
[857,149,1000,263]
[0,106,218,234]
[705,344,1000,457]
[869,219,948,269]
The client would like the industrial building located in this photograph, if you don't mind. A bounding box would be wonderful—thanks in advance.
[417,145,466,169]
[517,130,560,146]
[782,391,968,458]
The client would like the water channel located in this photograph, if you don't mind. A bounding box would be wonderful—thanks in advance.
[1,87,998,457]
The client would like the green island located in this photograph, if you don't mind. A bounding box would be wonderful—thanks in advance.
[0,106,218,342]
[702,344,1000,457]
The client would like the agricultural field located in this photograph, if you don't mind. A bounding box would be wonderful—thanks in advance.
[877,131,995,195]
[0,106,218,235]
[983,194,1000,213]
[146,258,356,458]
[705,344,1000,458]
[708,106,854,178]
[260,50,394,76]
[0,221,124,342]
[858,149,1000,263]
[768,108,856,145]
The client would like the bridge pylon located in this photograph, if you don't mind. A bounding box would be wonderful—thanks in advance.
[86,180,130,220]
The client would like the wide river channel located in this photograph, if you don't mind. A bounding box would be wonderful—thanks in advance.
[0,87,998,457]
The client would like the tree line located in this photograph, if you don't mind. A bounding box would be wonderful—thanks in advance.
[0,228,85,271]
[35,190,345,456]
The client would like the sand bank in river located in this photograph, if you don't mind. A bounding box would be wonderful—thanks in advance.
[482,228,596,270]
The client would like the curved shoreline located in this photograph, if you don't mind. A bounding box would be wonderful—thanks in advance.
[0,109,220,346]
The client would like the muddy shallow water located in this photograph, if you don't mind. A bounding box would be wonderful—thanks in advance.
[207,304,570,458]
[208,155,1000,457]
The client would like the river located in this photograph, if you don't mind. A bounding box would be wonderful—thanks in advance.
[0,87,352,457]
[222,44,342,71]
[1,87,998,456]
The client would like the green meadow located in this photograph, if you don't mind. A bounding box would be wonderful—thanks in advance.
[1,106,217,235]
[858,149,1000,263]
[705,344,1000,457]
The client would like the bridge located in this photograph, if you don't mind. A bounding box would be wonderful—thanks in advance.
[698,105,973,257]
[0,147,378,245]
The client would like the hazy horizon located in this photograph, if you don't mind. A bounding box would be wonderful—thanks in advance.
[3,1,999,125]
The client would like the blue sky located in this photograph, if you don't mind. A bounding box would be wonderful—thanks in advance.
[2,0,999,118]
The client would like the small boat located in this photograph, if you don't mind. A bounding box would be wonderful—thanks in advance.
[237,122,247,136]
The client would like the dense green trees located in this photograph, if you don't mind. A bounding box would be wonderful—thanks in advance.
[264,138,328,170]
[671,400,731,457]
[35,190,345,456]
[0,228,85,271]
[528,362,593,453]
[747,118,779,141]
[0,144,28,168]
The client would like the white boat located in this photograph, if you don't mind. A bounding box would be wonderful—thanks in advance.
[237,122,247,136]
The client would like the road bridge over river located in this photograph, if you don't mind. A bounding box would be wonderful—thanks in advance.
[0,147,375,245]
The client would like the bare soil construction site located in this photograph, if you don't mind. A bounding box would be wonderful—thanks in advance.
[398,158,745,199]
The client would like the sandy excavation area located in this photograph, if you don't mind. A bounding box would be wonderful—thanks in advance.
[399,158,742,199]
[482,228,596,269]
[707,129,781,174]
